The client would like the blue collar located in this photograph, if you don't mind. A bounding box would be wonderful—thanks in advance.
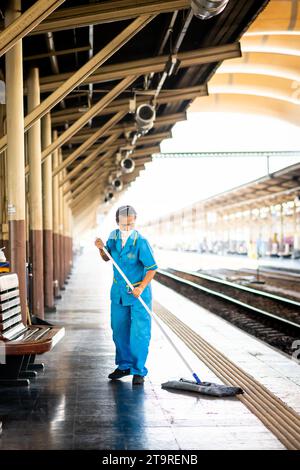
[115,229,138,255]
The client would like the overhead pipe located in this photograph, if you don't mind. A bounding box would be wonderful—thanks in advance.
[45,32,66,110]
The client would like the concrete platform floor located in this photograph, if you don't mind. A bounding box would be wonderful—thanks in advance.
[156,248,300,272]
[0,247,288,450]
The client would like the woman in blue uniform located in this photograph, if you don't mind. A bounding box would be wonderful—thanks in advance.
[95,205,158,385]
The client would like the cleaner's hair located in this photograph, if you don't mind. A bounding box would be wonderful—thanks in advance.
[116,205,137,223]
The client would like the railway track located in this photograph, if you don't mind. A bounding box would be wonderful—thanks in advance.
[238,265,300,284]
[155,268,300,356]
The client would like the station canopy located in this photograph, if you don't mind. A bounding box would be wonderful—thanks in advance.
[0,0,273,207]
[191,0,300,128]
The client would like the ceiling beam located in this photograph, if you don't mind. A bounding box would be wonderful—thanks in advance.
[24,46,91,62]
[68,112,186,144]
[51,85,208,125]
[65,153,114,197]
[70,160,147,210]
[64,134,168,194]
[0,0,65,57]
[65,145,158,197]
[67,166,106,201]
[25,77,136,175]
[31,0,189,35]
[0,14,155,154]
[70,178,105,210]
[53,111,126,176]
[61,134,121,185]
[63,131,171,162]
[42,76,137,164]
[38,43,241,94]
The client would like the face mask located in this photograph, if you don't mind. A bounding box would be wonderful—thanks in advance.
[120,229,133,238]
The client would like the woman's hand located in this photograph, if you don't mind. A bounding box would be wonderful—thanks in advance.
[132,286,144,298]
[95,238,104,250]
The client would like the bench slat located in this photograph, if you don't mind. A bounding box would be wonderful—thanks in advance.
[4,326,65,355]
[0,273,19,292]
[0,305,22,322]
[0,273,65,360]
[0,314,22,332]
[0,297,20,312]
[0,289,20,303]
[1,322,27,340]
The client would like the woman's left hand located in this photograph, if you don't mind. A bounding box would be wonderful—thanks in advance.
[132,286,144,298]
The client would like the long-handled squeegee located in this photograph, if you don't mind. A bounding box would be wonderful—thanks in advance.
[101,244,243,397]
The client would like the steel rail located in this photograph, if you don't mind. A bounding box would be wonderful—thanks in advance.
[157,269,300,330]
[168,268,300,308]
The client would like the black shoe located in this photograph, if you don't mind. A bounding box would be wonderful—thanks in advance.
[108,368,130,380]
[132,375,145,385]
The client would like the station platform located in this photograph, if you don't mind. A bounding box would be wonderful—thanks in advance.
[155,248,300,273]
[1,246,297,450]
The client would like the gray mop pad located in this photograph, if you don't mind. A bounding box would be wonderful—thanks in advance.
[161,378,243,397]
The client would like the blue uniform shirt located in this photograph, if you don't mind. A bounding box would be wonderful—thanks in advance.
[105,229,158,306]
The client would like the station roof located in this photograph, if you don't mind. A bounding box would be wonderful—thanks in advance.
[144,159,300,226]
[200,159,300,213]
[190,0,300,127]
[0,0,270,219]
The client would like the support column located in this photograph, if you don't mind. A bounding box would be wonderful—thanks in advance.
[63,181,72,281]
[27,67,44,319]
[58,148,65,290]
[42,113,55,312]
[63,190,69,283]
[68,206,73,274]
[0,90,8,255]
[5,0,27,322]
[52,133,61,299]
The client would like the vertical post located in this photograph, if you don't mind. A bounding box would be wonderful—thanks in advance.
[27,67,44,319]
[0,90,8,254]
[68,206,73,274]
[58,148,65,290]
[65,182,73,279]
[52,132,61,299]
[280,203,284,254]
[5,0,27,322]
[42,113,55,312]
[63,182,71,281]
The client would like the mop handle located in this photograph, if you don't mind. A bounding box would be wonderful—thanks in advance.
[101,244,201,384]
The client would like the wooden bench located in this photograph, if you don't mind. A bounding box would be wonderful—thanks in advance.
[0,273,65,386]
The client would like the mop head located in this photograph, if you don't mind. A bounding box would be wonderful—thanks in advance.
[161,378,243,397]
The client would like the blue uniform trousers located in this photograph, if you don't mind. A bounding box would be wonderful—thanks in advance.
[111,299,152,377]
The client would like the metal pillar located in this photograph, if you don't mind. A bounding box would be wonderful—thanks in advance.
[27,67,44,319]
[52,132,60,299]
[58,148,65,289]
[63,184,70,282]
[68,206,73,274]
[42,113,55,312]
[0,0,65,57]
[0,97,8,254]
[5,0,27,322]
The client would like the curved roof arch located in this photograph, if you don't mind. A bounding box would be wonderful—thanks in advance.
[209,72,299,104]
[245,0,300,33]
[192,0,300,126]
[190,93,300,127]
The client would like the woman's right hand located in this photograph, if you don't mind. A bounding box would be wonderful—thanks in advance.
[95,238,104,250]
